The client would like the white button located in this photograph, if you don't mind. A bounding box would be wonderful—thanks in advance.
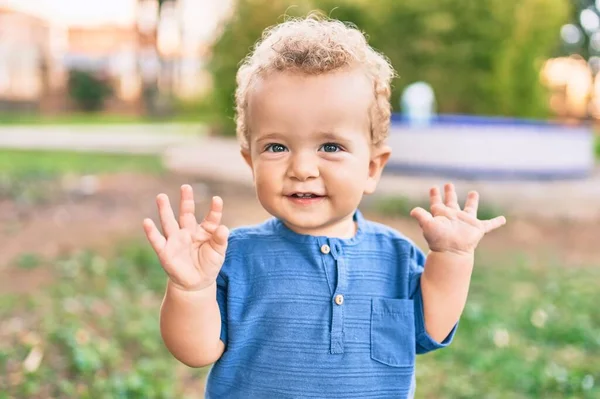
[334,294,344,305]
[320,244,330,254]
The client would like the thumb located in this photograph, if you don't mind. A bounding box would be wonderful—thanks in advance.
[209,225,229,256]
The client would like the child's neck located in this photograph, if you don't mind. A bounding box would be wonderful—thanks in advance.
[284,216,357,239]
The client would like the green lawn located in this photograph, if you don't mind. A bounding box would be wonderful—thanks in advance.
[0,112,209,126]
[0,244,597,398]
[416,252,599,398]
[0,244,206,398]
[0,149,164,205]
[0,149,164,176]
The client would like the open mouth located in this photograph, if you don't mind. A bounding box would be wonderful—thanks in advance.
[286,193,325,205]
[289,193,322,198]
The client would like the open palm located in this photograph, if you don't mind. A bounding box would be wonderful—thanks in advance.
[143,185,229,292]
[410,183,506,255]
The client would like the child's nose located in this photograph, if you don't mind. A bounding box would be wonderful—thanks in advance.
[287,152,320,181]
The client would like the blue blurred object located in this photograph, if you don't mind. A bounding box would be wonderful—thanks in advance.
[386,113,594,181]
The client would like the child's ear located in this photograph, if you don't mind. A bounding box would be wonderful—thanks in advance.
[364,144,391,195]
[241,149,253,169]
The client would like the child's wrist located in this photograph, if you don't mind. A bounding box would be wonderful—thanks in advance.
[428,248,475,259]
[167,279,217,298]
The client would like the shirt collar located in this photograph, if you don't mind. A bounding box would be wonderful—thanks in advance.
[272,209,366,246]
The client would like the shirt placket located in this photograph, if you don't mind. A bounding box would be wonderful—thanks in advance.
[321,240,347,354]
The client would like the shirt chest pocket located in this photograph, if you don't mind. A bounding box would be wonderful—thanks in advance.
[370,298,415,367]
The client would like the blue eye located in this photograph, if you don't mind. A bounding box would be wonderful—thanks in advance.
[265,144,287,153]
[320,143,342,153]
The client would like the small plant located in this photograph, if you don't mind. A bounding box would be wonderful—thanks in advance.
[15,253,42,270]
[67,69,113,112]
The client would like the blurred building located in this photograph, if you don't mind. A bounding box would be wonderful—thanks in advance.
[0,6,50,112]
[0,0,234,115]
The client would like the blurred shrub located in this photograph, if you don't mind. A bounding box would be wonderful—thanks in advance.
[208,0,571,135]
[67,70,113,112]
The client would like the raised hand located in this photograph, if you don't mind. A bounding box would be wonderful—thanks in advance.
[143,185,229,292]
[409,183,506,256]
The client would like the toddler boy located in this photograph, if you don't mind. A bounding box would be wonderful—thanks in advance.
[143,15,506,399]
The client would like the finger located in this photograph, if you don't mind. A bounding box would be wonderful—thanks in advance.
[200,196,224,234]
[179,184,197,232]
[157,194,180,238]
[444,183,460,210]
[143,218,166,254]
[481,216,507,233]
[429,186,443,209]
[456,209,480,226]
[209,224,230,256]
[431,202,457,219]
[409,207,433,227]
[463,191,479,216]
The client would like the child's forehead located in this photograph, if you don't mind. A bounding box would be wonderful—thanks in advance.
[248,70,373,119]
[246,69,373,145]
[252,67,371,93]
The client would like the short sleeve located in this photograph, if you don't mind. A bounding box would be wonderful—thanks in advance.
[216,272,228,345]
[407,244,458,354]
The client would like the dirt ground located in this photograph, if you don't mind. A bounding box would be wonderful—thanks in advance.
[1,172,599,295]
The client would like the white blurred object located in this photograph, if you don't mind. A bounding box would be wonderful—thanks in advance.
[400,81,436,127]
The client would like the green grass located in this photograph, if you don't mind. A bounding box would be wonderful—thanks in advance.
[0,149,164,205]
[0,244,206,398]
[0,112,210,126]
[0,243,597,397]
[595,134,599,160]
[416,253,600,398]
[0,149,164,176]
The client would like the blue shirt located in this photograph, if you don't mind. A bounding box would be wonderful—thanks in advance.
[205,210,456,399]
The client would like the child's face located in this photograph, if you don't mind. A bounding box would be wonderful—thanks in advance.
[241,68,390,237]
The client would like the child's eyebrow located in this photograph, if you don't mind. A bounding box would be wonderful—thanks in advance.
[254,132,286,144]
[254,131,352,145]
[317,131,352,144]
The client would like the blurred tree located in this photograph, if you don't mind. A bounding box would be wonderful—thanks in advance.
[67,70,113,112]
[563,0,599,60]
[208,0,571,135]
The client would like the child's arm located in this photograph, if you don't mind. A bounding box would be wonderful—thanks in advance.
[143,185,229,367]
[160,281,224,367]
[410,184,506,342]
[420,251,474,342]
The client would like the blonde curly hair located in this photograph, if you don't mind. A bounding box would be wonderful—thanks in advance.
[235,15,396,150]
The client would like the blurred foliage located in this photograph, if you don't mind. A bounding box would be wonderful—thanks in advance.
[208,0,572,135]
[67,70,113,112]
[595,133,600,159]
[565,0,599,60]
[0,246,207,398]
[416,252,600,397]
[0,243,597,397]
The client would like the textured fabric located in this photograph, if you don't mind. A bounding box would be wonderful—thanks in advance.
[205,210,456,399]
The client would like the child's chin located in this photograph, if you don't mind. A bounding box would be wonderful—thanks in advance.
[280,214,328,231]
